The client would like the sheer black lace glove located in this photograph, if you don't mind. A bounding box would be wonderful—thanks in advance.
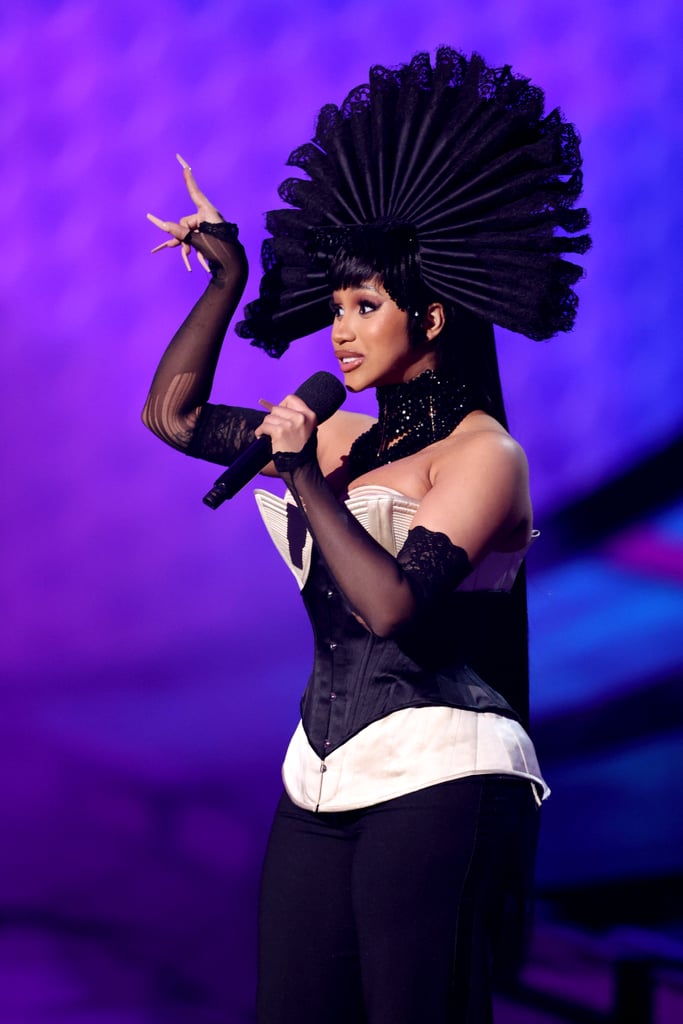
[273,440,472,637]
[142,218,266,463]
[142,159,271,465]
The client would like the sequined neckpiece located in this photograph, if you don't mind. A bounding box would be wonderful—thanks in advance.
[347,369,480,480]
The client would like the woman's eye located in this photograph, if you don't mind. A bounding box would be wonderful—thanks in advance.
[359,301,377,314]
[329,302,343,318]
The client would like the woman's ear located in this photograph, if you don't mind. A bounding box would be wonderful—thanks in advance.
[423,302,446,341]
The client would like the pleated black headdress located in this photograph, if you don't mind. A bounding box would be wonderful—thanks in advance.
[236,47,591,357]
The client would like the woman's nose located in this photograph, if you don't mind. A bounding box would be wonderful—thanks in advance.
[332,313,354,343]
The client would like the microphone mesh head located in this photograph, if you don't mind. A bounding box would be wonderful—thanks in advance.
[295,371,346,422]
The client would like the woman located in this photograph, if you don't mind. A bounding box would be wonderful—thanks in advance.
[144,49,590,1023]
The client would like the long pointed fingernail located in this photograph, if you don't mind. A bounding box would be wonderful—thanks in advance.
[176,153,191,170]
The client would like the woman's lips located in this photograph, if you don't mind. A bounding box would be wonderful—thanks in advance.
[337,353,364,372]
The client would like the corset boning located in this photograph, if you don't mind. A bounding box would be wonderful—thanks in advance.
[300,549,521,760]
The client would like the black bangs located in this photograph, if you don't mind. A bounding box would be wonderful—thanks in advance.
[326,225,427,314]
[328,248,384,294]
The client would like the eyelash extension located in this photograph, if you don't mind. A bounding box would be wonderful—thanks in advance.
[328,297,379,317]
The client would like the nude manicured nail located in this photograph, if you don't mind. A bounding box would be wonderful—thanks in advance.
[176,153,191,170]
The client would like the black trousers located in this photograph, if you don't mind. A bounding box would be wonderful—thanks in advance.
[257,775,540,1024]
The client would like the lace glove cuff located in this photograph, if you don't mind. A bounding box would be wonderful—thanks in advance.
[182,221,244,279]
[397,526,472,607]
[187,404,266,466]
[197,221,239,242]
[271,433,319,476]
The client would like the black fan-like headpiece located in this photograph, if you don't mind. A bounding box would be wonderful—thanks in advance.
[236,47,591,357]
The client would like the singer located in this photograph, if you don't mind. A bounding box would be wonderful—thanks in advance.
[143,48,590,1024]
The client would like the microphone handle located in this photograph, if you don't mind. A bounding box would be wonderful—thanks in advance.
[202,435,272,508]
[201,370,346,509]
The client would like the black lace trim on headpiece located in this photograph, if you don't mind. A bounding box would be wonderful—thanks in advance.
[346,368,481,481]
[236,47,591,357]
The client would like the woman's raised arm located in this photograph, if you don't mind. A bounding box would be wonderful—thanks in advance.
[141,157,260,463]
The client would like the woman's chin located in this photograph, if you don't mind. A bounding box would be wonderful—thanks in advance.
[341,369,373,393]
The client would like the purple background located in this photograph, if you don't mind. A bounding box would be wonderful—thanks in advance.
[2,1,682,1021]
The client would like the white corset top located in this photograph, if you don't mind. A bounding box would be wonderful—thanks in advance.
[254,483,537,592]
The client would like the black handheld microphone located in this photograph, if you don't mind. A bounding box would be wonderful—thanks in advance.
[202,371,346,509]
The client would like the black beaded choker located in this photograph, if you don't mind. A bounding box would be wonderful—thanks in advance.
[347,369,481,480]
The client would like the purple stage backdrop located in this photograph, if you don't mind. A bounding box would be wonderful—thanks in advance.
[1,1,682,1021]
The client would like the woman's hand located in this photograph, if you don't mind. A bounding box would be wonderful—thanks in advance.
[255,395,318,456]
[147,154,226,273]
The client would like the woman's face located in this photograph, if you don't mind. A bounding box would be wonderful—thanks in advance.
[330,279,437,392]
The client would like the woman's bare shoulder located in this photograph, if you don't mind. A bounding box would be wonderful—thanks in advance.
[408,418,532,558]
[434,413,528,481]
